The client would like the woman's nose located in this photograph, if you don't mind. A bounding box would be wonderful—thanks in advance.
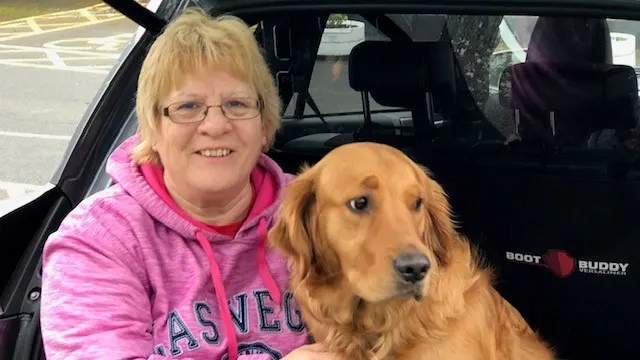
[198,106,232,135]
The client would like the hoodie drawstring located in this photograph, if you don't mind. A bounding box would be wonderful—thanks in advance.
[256,218,282,307]
[195,218,282,360]
[196,231,238,360]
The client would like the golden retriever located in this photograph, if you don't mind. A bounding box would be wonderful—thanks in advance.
[268,142,556,360]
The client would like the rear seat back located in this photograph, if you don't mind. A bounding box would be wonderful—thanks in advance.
[426,155,640,359]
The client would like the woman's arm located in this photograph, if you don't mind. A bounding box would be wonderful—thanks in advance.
[40,213,193,360]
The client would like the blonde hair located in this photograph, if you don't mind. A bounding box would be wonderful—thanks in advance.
[133,7,281,164]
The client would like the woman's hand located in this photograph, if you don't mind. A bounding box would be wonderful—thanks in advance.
[282,343,346,360]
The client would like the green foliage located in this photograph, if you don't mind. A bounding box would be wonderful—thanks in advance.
[326,13,349,28]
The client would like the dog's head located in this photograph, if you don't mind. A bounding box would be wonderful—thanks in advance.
[268,142,457,303]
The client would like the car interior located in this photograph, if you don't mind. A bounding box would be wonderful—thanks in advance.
[267,14,640,359]
[0,1,638,359]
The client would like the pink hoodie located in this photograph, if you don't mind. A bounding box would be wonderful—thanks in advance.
[40,134,309,360]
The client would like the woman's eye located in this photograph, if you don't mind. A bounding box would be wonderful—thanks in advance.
[177,102,200,111]
[348,196,370,213]
[225,100,248,108]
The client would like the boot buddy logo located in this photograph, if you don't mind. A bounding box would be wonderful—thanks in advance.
[505,249,629,277]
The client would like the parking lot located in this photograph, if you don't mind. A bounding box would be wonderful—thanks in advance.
[0,3,142,200]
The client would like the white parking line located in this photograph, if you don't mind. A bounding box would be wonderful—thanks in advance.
[0,42,123,74]
[25,17,43,34]
[0,181,48,198]
[0,60,111,74]
[44,48,66,68]
[0,17,124,42]
[79,8,100,24]
[0,130,71,141]
[0,3,135,42]
[498,19,527,63]
[0,43,122,57]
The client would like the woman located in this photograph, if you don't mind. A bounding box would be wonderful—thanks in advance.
[40,8,342,360]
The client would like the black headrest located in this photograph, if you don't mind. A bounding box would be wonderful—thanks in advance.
[498,62,638,141]
[348,41,456,108]
[526,17,613,64]
[499,63,638,109]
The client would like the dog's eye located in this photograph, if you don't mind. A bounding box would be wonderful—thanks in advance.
[348,196,369,213]
[413,198,423,211]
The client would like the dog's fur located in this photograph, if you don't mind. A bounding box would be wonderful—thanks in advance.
[268,142,556,360]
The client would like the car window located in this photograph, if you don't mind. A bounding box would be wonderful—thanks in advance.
[281,13,509,123]
[282,15,390,119]
[0,0,148,202]
[488,15,640,140]
[278,12,640,151]
[491,16,640,90]
[283,14,445,119]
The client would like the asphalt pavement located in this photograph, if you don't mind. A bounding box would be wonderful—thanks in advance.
[0,3,141,200]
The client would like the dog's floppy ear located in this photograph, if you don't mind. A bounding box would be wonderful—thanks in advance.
[416,164,457,265]
[268,164,339,284]
[269,165,316,278]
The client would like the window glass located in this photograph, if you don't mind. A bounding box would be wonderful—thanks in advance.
[282,14,393,119]
[279,13,640,152]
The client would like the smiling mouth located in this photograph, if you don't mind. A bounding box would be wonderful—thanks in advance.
[198,149,233,158]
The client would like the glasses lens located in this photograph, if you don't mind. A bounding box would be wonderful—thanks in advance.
[168,101,205,123]
[222,98,260,119]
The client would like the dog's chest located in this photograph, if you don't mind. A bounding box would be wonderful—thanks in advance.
[395,340,486,360]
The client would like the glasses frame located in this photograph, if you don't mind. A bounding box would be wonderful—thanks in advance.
[161,97,264,124]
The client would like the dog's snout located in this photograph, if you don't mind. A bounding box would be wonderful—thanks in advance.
[394,252,430,283]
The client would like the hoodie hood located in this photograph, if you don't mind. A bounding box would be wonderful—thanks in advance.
[105,134,295,360]
[106,134,292,242]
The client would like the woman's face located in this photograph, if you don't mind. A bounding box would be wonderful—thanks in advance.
[154,70,266,202]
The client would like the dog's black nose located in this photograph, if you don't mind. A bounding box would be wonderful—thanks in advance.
[394,252,430,283]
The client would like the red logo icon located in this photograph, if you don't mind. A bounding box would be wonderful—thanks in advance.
[541,249,576,278]
[506,249,576,278]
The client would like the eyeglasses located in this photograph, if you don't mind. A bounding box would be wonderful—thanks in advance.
[162,97,263,124]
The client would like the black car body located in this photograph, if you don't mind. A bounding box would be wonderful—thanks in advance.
[1,0,638,359]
